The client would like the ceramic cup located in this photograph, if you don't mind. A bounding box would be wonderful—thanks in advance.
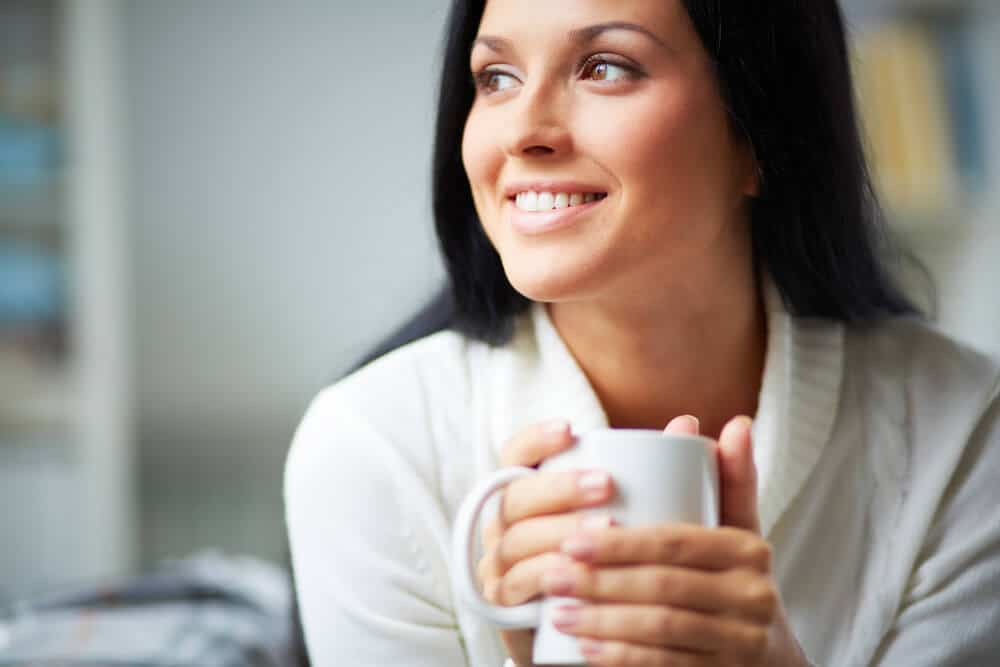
[451,428,720,665]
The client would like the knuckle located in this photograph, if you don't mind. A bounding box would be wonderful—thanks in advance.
[595,641,624,666]
[481,513,502,544]
[482,577,501,604]
[475,556,491,587]
[741,539,772,572]
[646,607,680,639]
[572,564,595,596]
[741,625,769,658]
[495,536,516,574]
[651,569,679,601]
[652,528,684,563]
[747,581,778,619]
[501,427,536,466]
[498,573,530,606]
[499,488,520,526]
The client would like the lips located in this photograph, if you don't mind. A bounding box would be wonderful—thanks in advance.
[505,191,607,235]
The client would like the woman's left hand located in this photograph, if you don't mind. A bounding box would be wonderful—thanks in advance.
[538,415,810,666]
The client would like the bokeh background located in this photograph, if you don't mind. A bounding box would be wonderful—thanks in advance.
[1,0,998,627]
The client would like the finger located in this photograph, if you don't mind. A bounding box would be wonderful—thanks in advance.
[493,551,570,606]
[481,510,502,551]
[718,416,760,534]
[663,414,700,435]
[553,603,763,654]
[561,524,772,573]
[539,563,775,622]
[577,639,704,667]
[497,513,615,574]
[501,419,575,467]
[477,538,502,593]
[500,469,614,526]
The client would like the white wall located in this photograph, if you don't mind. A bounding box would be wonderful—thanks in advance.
[124,0,449,563]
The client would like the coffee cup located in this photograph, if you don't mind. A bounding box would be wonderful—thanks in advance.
[451,428,720,665]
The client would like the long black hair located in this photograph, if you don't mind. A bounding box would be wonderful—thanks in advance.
[432,0,918,345]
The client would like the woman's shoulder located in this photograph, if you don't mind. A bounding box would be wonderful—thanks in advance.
[845,315,1000,405]
[305,328,483,435]
[336,327,479,405]
[285,331,490,508]
[841,316,1000,486]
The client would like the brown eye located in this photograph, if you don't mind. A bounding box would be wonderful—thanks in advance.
[474,69,519,94]
[582,59,634,82]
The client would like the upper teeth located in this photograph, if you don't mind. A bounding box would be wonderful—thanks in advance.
[514,191,602,212]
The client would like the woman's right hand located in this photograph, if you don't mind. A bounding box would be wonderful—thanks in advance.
[476,420,617,667]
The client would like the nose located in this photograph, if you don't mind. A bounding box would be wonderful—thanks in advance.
[502,80,573,159]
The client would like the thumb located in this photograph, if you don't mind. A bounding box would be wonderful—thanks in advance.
[664,414,700,435]
[718,416,761,534]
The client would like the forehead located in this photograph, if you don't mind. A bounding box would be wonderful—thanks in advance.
[479,0,683,33]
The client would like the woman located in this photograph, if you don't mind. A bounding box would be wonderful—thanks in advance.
[285,1,1000,665]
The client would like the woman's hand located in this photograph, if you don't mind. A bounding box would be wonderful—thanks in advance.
[537,416,811,666]
[476,420,618,667]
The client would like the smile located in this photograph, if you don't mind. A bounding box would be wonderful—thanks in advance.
[505,191,608,235]
[512,191,608,212]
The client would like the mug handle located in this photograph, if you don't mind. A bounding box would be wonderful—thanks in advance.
[450,466,541,629]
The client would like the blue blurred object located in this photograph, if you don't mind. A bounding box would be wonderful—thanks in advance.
[0,241,64,325]
[0,115,60,188]
[940,19,987,196]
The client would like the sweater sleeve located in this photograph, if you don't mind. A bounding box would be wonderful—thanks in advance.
[871,389,1000,666]
[284,385,469,666]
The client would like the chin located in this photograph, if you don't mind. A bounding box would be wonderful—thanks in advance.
[501,255,600,304]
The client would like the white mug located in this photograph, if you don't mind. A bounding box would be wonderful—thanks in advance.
[451,429,720,665]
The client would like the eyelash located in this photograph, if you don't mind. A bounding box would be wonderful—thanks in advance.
[472,54,642,95]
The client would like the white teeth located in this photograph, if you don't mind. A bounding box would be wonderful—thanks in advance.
[513,191,604,212]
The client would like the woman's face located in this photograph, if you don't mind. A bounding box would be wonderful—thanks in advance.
[462,0,757,305]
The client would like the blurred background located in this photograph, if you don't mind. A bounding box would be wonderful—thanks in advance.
[0,0,998,657]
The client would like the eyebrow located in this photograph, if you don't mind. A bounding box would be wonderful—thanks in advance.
[472,21,668,54]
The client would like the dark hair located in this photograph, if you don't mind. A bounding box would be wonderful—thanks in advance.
[432,0,918,345]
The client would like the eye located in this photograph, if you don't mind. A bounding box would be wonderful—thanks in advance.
[581,57,637,83]
[473,69,520,95]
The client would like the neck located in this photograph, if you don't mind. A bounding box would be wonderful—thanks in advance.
[547,268,767,440]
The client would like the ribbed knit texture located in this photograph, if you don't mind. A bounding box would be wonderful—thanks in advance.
[286,292,1000,666]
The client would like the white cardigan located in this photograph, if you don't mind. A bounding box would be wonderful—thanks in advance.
[285,289,1000,666]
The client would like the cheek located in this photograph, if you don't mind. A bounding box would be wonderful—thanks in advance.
[580,81,740,226]
[461,112,501,207]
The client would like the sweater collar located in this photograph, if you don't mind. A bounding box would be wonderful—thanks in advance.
[519,281,844,537]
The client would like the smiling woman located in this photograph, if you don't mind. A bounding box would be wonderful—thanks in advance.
[285,1,1000,666]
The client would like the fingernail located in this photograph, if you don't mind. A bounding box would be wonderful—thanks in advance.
[551,605,581,629]
[562,535,595,560]
[579,639,603,657]
[543,419,570,438]
[577,471,610,500]
[580,514,615,531]
[540,568,574,595]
